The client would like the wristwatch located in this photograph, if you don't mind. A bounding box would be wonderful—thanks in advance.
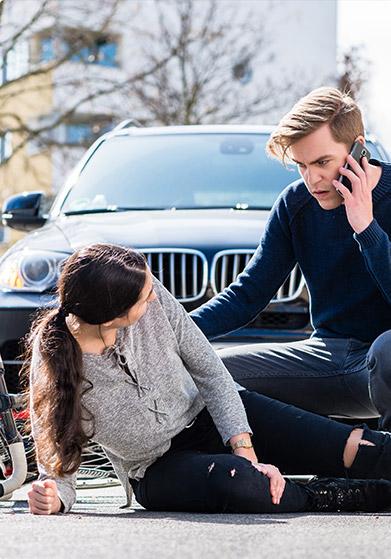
[231,438,253,452]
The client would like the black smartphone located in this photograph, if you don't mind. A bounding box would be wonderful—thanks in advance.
[337,141,371,193]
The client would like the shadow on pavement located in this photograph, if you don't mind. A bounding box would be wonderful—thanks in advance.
[1,498,390,524]
[70,509,293,525]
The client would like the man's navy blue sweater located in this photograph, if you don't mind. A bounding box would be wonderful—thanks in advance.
[191,160,391,344]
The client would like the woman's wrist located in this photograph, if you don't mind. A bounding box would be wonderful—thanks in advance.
[233,446,258,463]
[229,433,252,451]
[229,433,257,462]
[55,497,64,514]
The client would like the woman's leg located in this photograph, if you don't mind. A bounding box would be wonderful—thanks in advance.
[131,449,311,514]
[131,449,391,514]
[238,390,391,479]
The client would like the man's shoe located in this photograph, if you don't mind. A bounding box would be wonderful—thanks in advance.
[305,477,391,512]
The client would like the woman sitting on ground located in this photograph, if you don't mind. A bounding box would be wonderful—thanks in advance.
[26,243,391,515]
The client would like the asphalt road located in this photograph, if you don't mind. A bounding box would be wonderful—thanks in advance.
[0,480,390,559]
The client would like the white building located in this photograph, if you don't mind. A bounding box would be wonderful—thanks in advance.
[1,0,337,193]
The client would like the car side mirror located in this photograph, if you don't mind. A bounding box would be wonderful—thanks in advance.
[2,191,47,232]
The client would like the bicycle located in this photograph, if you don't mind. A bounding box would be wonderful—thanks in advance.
[0,355,27,500]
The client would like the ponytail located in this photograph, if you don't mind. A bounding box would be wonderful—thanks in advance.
[22,308,94,476]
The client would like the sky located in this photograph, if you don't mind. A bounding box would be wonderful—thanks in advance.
[338,0,391,150]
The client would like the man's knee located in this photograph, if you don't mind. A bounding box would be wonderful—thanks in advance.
[367,330,391,372]
[217,346,237,366]
[367,331,391,429]
[217,347,251,377]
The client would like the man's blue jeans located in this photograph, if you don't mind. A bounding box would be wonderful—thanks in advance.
[217,330,391,429]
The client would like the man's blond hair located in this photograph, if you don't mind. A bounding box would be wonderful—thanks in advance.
[266,87,365,164]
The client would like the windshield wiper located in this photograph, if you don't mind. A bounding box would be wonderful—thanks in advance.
[172,205,271,210]
[233,205,270,210]
[63,206,167,215]
[63,204,271,215]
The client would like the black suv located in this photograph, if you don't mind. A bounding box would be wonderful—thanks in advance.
[1,124,389,392]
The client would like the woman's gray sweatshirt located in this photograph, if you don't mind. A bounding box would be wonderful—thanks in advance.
[30,279,251,513]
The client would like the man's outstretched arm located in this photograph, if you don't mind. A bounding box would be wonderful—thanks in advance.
[190,198,297,340]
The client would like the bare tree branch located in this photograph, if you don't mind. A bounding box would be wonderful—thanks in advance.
[127,0,303,127]
[0,0,5,25]
[1,0,310,185]
[337,44,370,101]
[0,0,50,51]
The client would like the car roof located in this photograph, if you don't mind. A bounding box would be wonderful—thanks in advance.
[106,123,382,146]
[109,124,276,139]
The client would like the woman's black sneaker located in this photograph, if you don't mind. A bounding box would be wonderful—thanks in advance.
[305,477,391,512]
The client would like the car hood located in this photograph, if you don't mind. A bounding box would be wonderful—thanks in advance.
[14,209,270,254]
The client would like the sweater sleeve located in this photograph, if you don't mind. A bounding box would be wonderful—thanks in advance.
[190,195,296,340]
[354,219,391,305]
[154,280,252,444]
[29,335,77,514]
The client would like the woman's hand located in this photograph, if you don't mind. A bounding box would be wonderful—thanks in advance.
[252,462,286,505]
[27,479,63,515]
[232,443,286,505]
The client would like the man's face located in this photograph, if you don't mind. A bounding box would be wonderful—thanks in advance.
[289,124,352,210]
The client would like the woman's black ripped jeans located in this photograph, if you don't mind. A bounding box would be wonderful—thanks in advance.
[130,390,388,514]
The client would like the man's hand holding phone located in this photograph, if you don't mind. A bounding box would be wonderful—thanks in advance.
[332,147,374,234]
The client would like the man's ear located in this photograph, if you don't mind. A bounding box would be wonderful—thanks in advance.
[355,135,366,145]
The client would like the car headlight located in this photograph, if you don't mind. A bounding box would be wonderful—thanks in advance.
[0,250,70,292]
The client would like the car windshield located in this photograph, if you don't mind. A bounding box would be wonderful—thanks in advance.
[61,133,300,213]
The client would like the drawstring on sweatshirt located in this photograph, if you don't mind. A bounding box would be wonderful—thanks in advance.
[112,347,167,423]
[113,350,149,397]
[148,400,169,424]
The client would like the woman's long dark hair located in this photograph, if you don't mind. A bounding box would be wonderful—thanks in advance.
[22,243,147,477]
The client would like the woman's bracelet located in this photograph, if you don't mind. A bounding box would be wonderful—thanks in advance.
[231,438,254,452]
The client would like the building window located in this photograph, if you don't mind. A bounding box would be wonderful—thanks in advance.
[0,132,12,164]
[0,225,9,244]
[66,123,94,145]
[40,36,55,62]
[38,32,118,67]
[65,120,113,146]
[1,41,29,84]
[70,36,118,67]
[26,116,113,154]
[232,58,253,85]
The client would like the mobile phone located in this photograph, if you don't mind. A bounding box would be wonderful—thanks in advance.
[337,141,371,193]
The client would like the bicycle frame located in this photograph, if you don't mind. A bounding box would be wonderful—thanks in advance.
[0,355,27,499]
